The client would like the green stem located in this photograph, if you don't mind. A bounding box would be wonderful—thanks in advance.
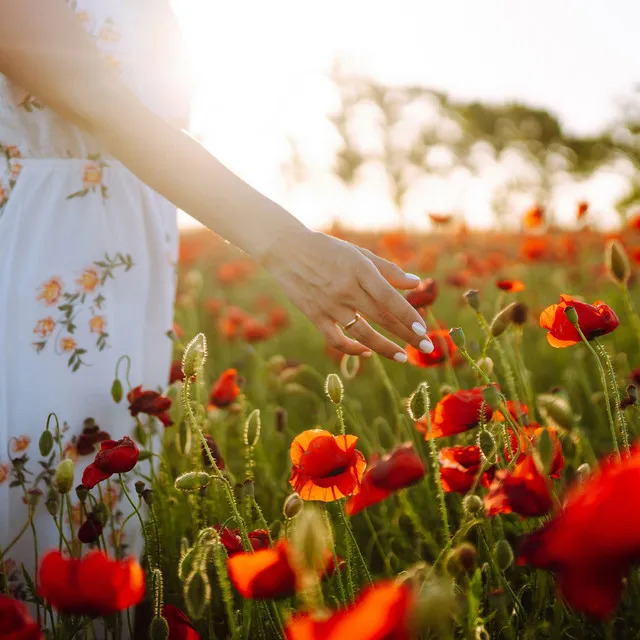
[621,284,640,353]
[339,502,372,585]
[363,511,392,577]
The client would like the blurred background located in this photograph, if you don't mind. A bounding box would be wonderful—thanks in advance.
[172,0,640,232]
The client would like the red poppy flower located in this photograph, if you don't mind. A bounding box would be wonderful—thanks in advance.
[438,445,494,494]
[406,330,456,368]
[217,260,254,285]
[227,540,338,599]
[76,420,111,456]
[216,526,270,556]
[38,550,144,616]
[539,294,619,347]
[209,369,241,408]
[201,434,225,470]
[416,387,493,440]
[496,279,525,293]
[269,306,290,331]
[242,317,272,342]
[78,512,104,544]
[289,429,366,502]
[405,277,438,309]
[162,604,201,640]
[169,360,185,384]
[522,205,544,229]
[504,424,564,479]
[493,400,529,424]
[627,213,640,230]
[631,368,640,386]
[520,237,547,261]
[285,581,413,640]
[0,594,43,639]
[345,443,426,515]
[518,448,640,619]
[127,385,173,426]
[484,455,552,518]
[204,297,223,316]
[576,201,589,221]
[82,437,140,489]
[445,271,471,288]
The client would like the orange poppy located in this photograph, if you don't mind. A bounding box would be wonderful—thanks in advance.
[438,445,494,494]
[406,330,456,368]
[539,294,619,347]
[428,212,453,226]
[484,455,552,518]
[268,306,290,331]
[520,237,547,261]
[77,268,100,293]
[37,277,63,306]
[285,580,414,640]
[496,279,525,293]
[289,429,366,502]
[38,551,144,616]
[416,387,493,440]
[12,436,31,453]
[242,317,272,342]
[209,369,241,408]
[217,260,254,285]
[33,317,55,338]
[522,205,544,229]
[504,424,564,479]
[345,443,426,515]
[60,337,77,353]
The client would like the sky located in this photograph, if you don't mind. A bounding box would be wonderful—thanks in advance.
[172,0,640,231]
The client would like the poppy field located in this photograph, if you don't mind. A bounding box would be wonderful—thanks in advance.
[6,209,640,639]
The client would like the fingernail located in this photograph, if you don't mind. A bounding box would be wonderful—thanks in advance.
[406,273,421,282]
[362,351,373,358]
[412,321,426,336]
[419,338,435,354]
[393,351,408,363]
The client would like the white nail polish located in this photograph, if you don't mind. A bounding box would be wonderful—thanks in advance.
[406,273,421,281]
[361,351,373,358]
[393,352,408,363]
[419,338,435,354]
[412,321,426,336]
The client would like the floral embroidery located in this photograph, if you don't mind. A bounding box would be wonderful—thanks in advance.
[67,154,109,200]
[99,19,121,44]
[12,436,31,454]
[0,183,8,208]
[33,253,134,371]
[0,145,23,217]
[0,463,9,484]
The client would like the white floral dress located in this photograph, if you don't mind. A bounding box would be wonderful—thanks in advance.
[0,0,190,597]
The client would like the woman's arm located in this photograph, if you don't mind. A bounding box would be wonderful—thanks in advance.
[0,0,434,361]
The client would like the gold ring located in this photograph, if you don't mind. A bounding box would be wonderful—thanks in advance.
[342,312,361,331]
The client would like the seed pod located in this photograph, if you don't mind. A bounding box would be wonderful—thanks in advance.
[605,239,630,285]
[481,385,501,411]
[174,471,211,494]
[182,333,208,380]
[149,616,169,640]
[39,429,54,457]
[283,492,303,519]
[494,539,514,571]
[75,484,88,503]
[324,373,344,405]
[510,302,528,325]
[490,302,517,337]
[142,489,154,506]
[135,481,146,495]
[464,289,481,311]
[111,378,123,404]
[27,488,43,509]
[462,494,484,516]
[45,488,60,517]
[53,459,75,494]
[563,305,579,325]
[476,356,494,377]
[407,382,429,421]
[178,545,197,581]
[448,327,466,349]
[445,542,477,577]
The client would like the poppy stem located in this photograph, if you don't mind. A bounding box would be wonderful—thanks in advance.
[213,542,239,638]
[620,284,640,353]
[339,502,373,586]
[323,509,348,605]
[362,510,393,577]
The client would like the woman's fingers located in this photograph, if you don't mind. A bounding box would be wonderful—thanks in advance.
[316,318,372,357]
[358,247,421,290]
[337,311,409,362]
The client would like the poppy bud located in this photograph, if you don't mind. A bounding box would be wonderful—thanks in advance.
[490,303,517,337]
[494,539,514,571]
[184,570,211,620]
[439,383,456,396]
[45,488,60,517]
[477,357,494,377]
[149,615,169,640]
[510,302,528,325]
[111,378,123,404]
[481,385,501,412]
[605,239,630,285]
[135,481,145,495]
[290,506,331,572]
[179,545,197,581]
[142,489,154,506]
[537,393,574,430]
[449,327,466,349]
[75,484,88,503]
[54,459,75,494]
[175,471,211,494]
[445,542,477,577]
[535,428,554,476]
[464,289,481,311]
[340,354,362,380]
[477,429,497,462]
[27,488,43,509]
[275,407,287,433]
[563,305,579,325]
[182,333,208,380]
[283,492,303,519]
[242,479,255,498]
[407,382,429,421]
[462,494,484,516]
[576,462,591,483]
[39,429,54,457]
[324,373,344,405]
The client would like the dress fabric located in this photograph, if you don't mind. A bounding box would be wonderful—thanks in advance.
[0,0,189,605]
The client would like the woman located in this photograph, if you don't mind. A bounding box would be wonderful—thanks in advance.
[0,0,433,608]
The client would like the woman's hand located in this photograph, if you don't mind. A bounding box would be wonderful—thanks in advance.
[262,228,435,361]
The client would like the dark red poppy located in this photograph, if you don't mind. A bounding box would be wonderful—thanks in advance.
[76,420,111,456]
[416,387,493,440]
[438,445,494,494]
[127,385,173,426]
[78,512,104,544]
[162,604,201,640]
[522,205,544,229]
[504,425,564,479]
[284,580,413,640]
[201,434,225,470]
[82,437,140,489]
[496,279,525,293]
[0,594,43,639]
[227,540,338,599]
[217,526,270,556]
[539,294,619,347]
[484,455,552,518]
[518,448,640,619]
[169,360,185,384]
[405,278,438,309]
[406,330,456,368]
[345,443,426,515]
[209,369,241,408]
[38,550,144,616]
[289,429,366,502]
